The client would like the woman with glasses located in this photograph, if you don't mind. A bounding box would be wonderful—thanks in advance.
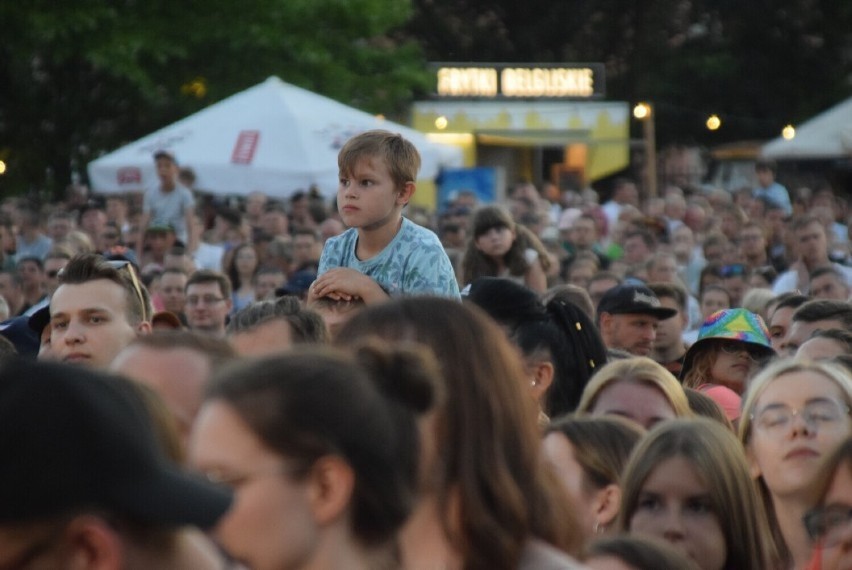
[189,343,439,570]
[803,437,852,570]
[739,360,852,569]
[681,308,776,396]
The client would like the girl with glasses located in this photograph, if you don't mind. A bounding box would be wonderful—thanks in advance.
[740,360,852,569]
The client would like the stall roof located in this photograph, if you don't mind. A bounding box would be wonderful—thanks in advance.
[762,97,852,159]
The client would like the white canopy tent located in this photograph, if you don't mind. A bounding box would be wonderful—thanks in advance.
[762,97,852,159]
[87,76,463,198]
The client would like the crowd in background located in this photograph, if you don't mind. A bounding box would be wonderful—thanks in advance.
[0,149,851,570]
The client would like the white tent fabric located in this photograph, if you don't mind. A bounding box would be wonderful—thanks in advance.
[87,76,463,198]
[762,97,852,159]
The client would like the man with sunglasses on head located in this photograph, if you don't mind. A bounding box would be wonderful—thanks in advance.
[49,253,152,369]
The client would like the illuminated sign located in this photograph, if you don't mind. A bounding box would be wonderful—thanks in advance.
[435,64,605,99]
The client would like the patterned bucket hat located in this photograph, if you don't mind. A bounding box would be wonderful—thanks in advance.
[680,308,776,379]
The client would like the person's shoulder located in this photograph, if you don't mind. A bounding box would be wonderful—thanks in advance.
[517,540,586,570]
[400,217,442,243]
[177,185,195,199]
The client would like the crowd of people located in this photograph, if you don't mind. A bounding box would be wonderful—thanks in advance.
[0,131,850,569]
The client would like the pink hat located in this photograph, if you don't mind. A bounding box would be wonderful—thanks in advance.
[699,384,742,421]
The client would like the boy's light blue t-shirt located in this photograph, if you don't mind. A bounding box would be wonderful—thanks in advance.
[318,218,461,299]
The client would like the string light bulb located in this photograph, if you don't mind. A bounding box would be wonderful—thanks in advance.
[633,103,651,120]
[782,124,796,140]
[706,114,721,131]
[435,116,448,130]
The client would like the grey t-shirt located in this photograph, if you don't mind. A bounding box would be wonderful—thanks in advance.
[142,185,194,242]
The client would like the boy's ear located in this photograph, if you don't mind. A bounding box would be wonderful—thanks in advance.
[396,181,416,206]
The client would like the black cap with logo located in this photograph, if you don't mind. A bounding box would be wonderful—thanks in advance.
[596,284,677,320]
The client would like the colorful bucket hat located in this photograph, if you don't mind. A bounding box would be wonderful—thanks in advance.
[680,308,776,380]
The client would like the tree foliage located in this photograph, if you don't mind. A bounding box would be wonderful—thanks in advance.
[4,0,851,197]
[0,0,429,198]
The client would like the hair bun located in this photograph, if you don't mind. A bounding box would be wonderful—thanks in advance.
[352,340,442,414]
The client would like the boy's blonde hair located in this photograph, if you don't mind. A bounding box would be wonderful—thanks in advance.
[338,130,421,191]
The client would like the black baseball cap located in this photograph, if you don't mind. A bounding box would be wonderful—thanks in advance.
[0,358,231,527]
[596,284,677,320]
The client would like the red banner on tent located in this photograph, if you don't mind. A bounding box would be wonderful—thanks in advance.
[231,130,260,164]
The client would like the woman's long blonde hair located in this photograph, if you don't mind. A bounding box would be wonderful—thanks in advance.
[738,358,852,566]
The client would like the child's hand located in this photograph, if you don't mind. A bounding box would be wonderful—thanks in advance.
[309,268,389,304]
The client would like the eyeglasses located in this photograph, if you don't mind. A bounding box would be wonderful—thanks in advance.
[720,264,747,278]
[108,260,149,322]
[804,504,852,546]
[186,295,226,306]
[751,400,851,437]
[718,340,766,362]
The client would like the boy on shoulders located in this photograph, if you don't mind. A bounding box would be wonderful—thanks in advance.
[309,130,460,304]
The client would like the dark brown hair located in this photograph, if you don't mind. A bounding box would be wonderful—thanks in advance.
[207,343,438,547]
[461,205,551,284]
[186,269,232,299]
[58,253,151,323]
[227,296,328,344]
[335,297,582,567]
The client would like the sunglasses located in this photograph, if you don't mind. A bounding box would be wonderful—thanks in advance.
[58,260,149,322]
[720,264,746,278]
[718,340,766,362]
[107,260,149,322]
